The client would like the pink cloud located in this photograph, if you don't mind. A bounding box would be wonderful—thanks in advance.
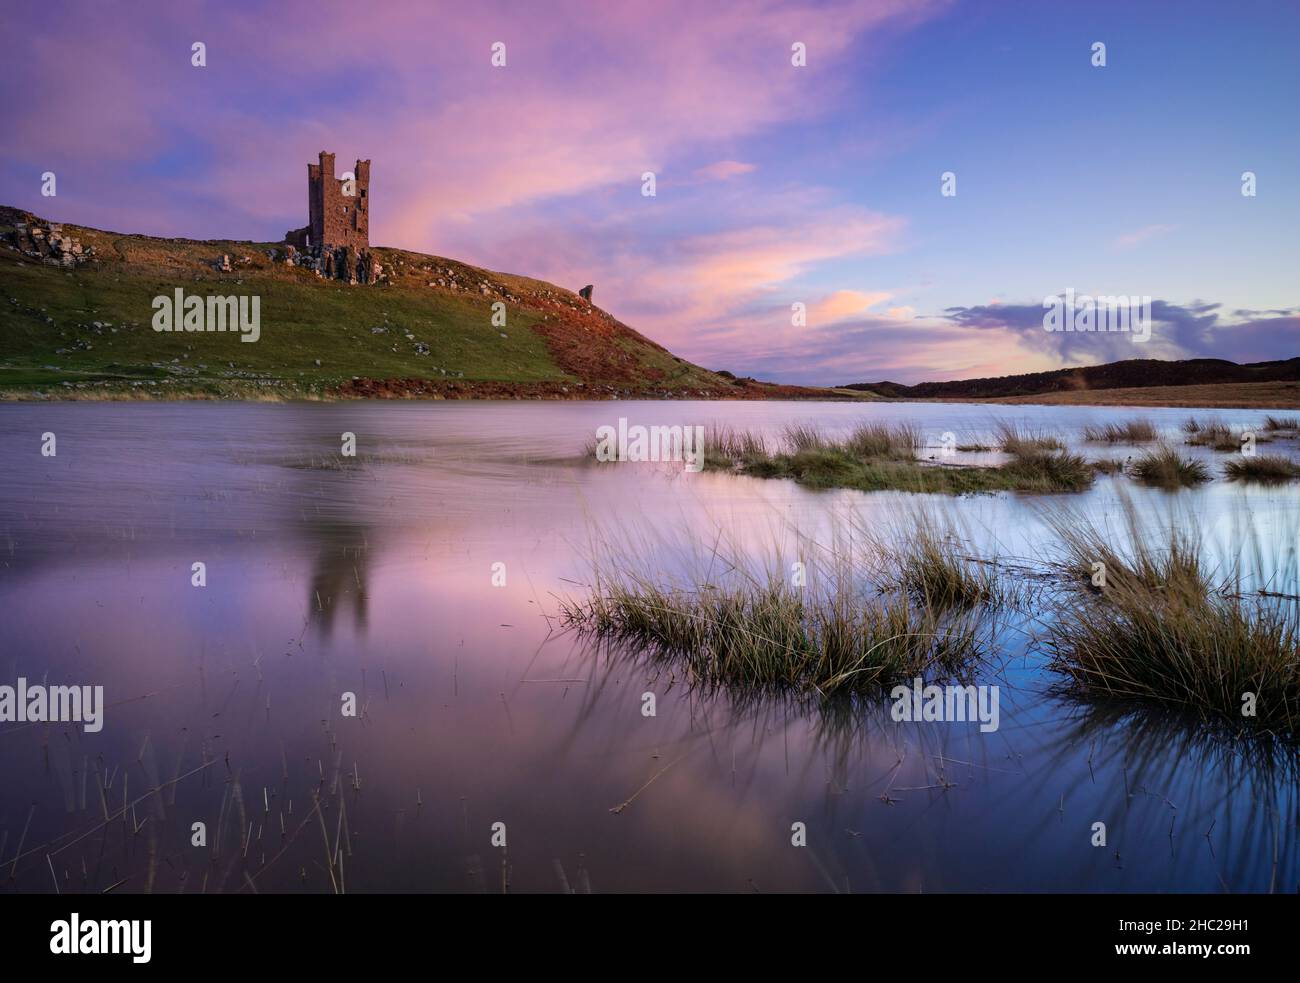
[807,289,892,324]
[694,161,759,182]
[683,215,902,305]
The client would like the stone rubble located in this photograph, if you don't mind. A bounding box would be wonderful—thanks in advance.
[8,222,95,267]
[265,244,387,285]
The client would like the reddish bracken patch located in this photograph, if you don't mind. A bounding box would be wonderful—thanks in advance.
[328,377,843,401]
[525,298,668,384]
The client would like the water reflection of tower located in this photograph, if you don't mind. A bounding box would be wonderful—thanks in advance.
[307,524,371,637]
[268,413,384,639]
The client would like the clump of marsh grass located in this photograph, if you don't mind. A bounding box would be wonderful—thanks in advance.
[1182,416,1230,445]
[1131,446,1210,487]
[995,422,1065,454]
[782,422,826,453]
[1083,420,1157,443]
[883,514,1003,610]
[843,422,922,459]
[1046,580,1299,732]
[1045,502,1209,597]
[1181,417,1255,452]
[703,426,769,468]
[1043,499,1300,733]
[1263,415,1298,432]
[992,422,1095,491]
[1223,454,1300,483]
[561,579,988,696]
[778,421,921,459]
[998,447,1094,492]
[560,521,995,697]
[702,418,1093,494]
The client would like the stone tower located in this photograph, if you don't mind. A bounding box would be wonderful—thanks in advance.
[286,151,369,251]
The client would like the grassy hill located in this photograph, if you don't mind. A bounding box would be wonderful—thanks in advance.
[0,206,851,401]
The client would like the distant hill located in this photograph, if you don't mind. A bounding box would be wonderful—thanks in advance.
[0,205,850,401]
[843,357,1300,400]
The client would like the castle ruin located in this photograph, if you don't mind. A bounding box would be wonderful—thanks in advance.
[286,151,369,251]
[283,151,382,284]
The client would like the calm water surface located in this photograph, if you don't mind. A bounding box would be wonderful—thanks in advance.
[1,400,1296,893]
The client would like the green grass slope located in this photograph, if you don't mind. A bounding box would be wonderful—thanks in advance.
[0,206,851,401]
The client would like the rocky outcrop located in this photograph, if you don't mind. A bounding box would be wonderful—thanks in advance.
[8,222,94,267]
[266,243,386,285]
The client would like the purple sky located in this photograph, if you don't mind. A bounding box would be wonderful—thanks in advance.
[3,0,1297,384]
